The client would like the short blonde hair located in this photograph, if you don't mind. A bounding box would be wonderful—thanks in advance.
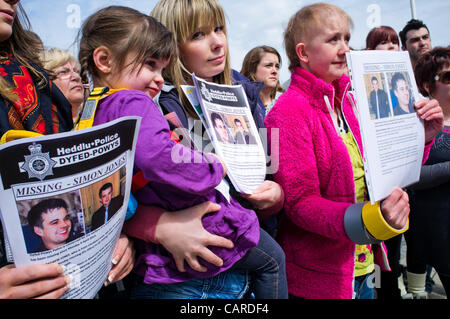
[284,3,353,72]
[40,48,79,75]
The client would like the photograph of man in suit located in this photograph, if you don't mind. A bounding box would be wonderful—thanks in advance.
[369,76,391,119]
[234,118,256,145]
[90,183,123,231]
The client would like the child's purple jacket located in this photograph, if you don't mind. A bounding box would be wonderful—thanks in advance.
[93,90,259,284]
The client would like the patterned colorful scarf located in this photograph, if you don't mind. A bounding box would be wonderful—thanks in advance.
[0,47,73,136]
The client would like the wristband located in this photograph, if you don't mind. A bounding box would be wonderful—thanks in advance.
[361,201,409,241]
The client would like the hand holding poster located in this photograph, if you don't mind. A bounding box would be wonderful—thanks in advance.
[0,117,140,298]
[346,50,423,202]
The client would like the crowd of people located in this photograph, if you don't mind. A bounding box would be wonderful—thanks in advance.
[0,0,448,300]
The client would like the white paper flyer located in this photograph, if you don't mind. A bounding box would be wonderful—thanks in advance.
[0,117,140,298]
[346,50,424,202]
[182,75,267,195]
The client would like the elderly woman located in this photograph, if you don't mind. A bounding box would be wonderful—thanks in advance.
[40,48,85,122]
[404,46,450,298]
[240,46,285,115]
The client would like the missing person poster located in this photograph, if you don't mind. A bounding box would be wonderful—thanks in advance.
[0,117,140,299]
[346,50,423,202]
[184,75,267,195]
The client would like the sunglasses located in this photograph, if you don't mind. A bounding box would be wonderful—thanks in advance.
[434,70,450,84]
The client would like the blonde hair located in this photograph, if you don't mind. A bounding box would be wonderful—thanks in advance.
[284,3,353,72]
[78,6,176,85]
[151,0,232,118]
[40,48,80,79]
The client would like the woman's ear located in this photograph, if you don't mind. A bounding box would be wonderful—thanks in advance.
[295,43,308,64]
[92,46,113,74]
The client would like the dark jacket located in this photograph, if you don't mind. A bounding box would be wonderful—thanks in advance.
[90,195,124,231]
[369,89,390,119]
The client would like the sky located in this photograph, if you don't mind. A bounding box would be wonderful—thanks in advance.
[22,0,450,83]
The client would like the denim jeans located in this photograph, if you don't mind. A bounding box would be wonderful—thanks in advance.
[354,273,375,299]
[131,269,249,299]
[232,227,287,299]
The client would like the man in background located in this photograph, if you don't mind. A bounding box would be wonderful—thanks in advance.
[400,19,432,68]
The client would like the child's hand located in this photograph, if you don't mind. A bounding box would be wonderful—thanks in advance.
[380,187,410,229]
[415,99,443,144]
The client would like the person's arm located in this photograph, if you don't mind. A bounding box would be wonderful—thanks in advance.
[344,98,442,243]
[123,202,234,273]
[0,263,70,299]
[115,92,224,196]
[265,106,409,244]
[105,234,135,286]
[241,180,285,220]
[415,99,443,163]
[408,161,450,191]
[122,204,164,244]
[345,188,410,244]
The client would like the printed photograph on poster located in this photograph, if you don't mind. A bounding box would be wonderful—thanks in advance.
[209,111,236,144]
[79,166,126,233]
[364,73,392,120]
[387,71,416,116]
[230,115,257,145]
[17,190,84,254]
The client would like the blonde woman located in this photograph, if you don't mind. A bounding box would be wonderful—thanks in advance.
[40,48,85,122]
[124,0,287,299]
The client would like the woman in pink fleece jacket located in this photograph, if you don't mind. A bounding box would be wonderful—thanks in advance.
[265,4,443,299]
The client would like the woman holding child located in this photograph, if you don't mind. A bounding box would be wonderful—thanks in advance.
[121,0,287,299]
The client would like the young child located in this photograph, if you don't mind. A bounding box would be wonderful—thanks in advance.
[264,3,443,299]
[79,5,287,299]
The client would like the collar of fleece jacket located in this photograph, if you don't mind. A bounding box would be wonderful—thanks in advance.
[289,67,362,154]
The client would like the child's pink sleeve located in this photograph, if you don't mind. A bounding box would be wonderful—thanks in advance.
[122,204,164,244]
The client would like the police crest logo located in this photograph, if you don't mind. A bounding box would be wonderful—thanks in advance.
[20,143,56,181]
[200,82,213,102]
